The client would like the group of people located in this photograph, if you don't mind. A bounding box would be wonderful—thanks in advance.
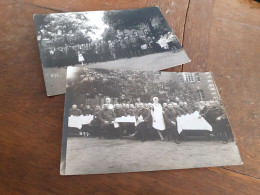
[69,97,234,144]
[42,32,181,67]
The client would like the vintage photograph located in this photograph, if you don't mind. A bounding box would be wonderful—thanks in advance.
[34,7,190,96]
[60,67,242,175]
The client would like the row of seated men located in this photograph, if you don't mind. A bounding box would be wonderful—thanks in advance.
[69,100,234,144]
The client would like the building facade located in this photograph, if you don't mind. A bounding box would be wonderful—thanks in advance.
[177,72,220,101]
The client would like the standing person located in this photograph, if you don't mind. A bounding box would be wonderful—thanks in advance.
[125,35,132,58]
[164,103,180,144]
[151,97,166,140]
[85,39,92,64]
[108,40,116,60]
[114,39,120,60]
[135,103,152,142]
[119,37,127,58]
[162,103,168,112]
[78,51,85,65]
[135,98,142,108]
[105,97,114,110]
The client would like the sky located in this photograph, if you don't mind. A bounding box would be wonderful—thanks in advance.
[85,11,109,40]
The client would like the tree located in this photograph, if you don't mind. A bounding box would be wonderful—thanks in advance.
[103,7,169,37]
[35,13,97,47]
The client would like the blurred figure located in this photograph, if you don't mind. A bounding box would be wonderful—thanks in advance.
[69,104,83,116]
[162,103,168,112]
[151,97,166,140]
[134,103,152,142]
[98,104,116,139]
[105,97,114,110]
[164,103,180,144]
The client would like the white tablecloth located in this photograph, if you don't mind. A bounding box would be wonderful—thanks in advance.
[68,115,94,129]
[114,116,137,127]
[176,111,212,134]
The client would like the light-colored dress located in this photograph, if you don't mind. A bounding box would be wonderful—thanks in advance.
[78,53,84,62]
[152,103,165,131]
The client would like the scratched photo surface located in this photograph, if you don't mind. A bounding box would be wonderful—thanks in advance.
[34,7,190,96]
[60,67,242,175]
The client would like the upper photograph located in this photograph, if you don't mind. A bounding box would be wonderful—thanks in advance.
[34,7,190,96]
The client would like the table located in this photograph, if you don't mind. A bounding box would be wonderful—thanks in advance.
[1,0,259,194]
[176,111,212,134]
[114,116,137,127]
[68,115,94,129]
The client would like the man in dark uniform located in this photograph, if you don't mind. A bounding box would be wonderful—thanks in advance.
[114,104,126,117]
[119,37,128,58]
[124,104,134,116]
[101,40,109,62]
[114,104,126,138]
[162,103,168,112]
[98,104,116,139]
[132,103,151,141]
[173,103,185,116]
[94,40,102,62]
[69,104,83,116]
[179,101,191,114]
[210,102,234,143]
[84,104,93,115]
[125,35,132,58]
[129,104,138,116]
[124,104,136,135]
[84,39,93,64]
[164,103,180,144]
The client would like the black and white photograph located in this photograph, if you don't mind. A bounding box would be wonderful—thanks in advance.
[34,7,190,96]
[60,67,242,175]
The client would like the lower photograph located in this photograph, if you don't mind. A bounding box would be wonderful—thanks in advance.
[60,67,242,175]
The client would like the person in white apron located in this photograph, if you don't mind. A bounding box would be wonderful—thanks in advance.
[151,97,166,140]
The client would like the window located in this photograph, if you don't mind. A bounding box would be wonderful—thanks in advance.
[195,73,201,82]
[185,73,195,82]
[197,89,205,100]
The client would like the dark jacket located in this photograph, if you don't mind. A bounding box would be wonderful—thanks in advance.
[163,108,179,127]
[137,108,151,123]
[125,108,136,116]
[69,108,83,116]
[114,108,126,117]
[180,105,191,114]
[98,109,116,123]
[83,108,93,115]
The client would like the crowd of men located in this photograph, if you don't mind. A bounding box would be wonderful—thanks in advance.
[41,32,181,68]
[69,97,234,144]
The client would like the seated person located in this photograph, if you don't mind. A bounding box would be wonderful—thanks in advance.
[113,104,126,138]
[69,104,83,116]
[179,101,191,114]
[114,104,126,117]
[98,104,116,138]
[83,104,93,115]
[129,104,138,116]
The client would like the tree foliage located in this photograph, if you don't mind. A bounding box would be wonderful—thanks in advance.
[35,13,97,46]
[103,7,169,36]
